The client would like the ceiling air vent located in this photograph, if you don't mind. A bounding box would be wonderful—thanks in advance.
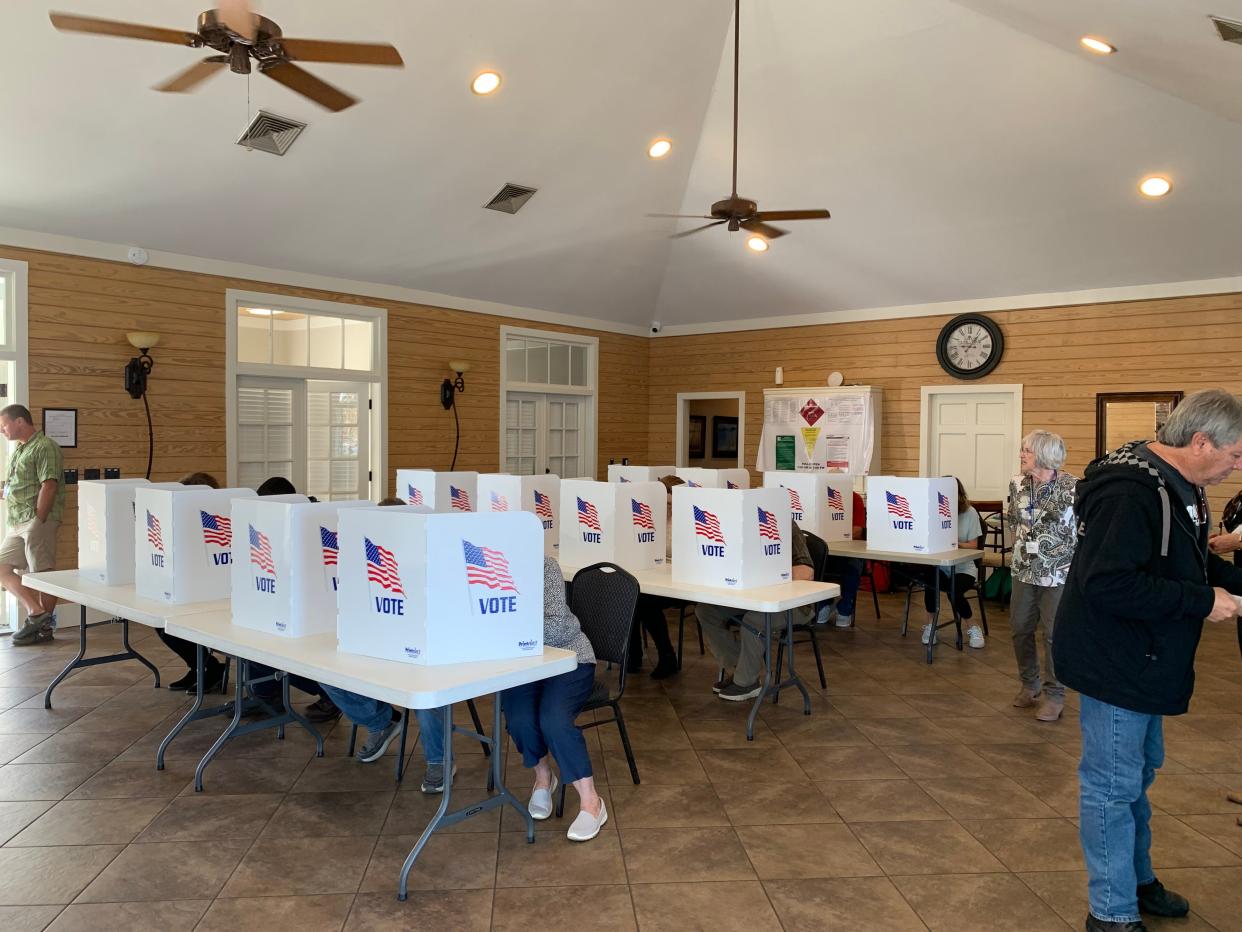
[1210,15,1242,44]
[484,183,538,214]
[236,110,306,156]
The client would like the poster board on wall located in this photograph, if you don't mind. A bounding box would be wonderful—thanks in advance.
[756,386,881,475]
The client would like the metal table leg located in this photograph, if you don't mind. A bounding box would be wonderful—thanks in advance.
[747,609,811,739]
[44,607,161,708]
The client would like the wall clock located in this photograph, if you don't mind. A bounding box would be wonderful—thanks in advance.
[935,313,1004,380]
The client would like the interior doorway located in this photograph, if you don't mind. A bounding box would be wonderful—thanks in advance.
[675,392,746,468]
[919,384,1023,501]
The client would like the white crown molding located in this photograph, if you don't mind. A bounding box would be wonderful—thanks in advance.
[0,226,650,338]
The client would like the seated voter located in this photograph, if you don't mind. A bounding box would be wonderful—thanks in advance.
[699,523,815,701]
[911,477,985,649]
[502,556,603,842]
[627,474,682,680]
[818,490,867,627]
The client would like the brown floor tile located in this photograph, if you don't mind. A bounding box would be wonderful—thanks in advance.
[0,905,65,932]
[75,840,249,902]
[66,760,192,799]
[959,818,1086,871]
[1012,772,1081,818]
[45,900,209,932]
[1154,867,1242,931]
[852,820,1006,875]
[7,797,167,846]
[882,744,1004,779]
[0,707,89,734]
[1165,739,1242,773]
[917,776,1059,820]
[1149,814,1242,868]
[620,826,755,884]
[344,890,492,931]
[18,686,126,709]
[789,745,907,781]
[762,716,872,747]
[0,845,122,905]
[818,778,951,823]
[598,717,692,751]
[682,717,777,748]
[630,880,782,931]
[188,755,310,796]
[135,793,283,842]
[954,716,1054,745]
[696,747,808,784]
[0,762,101,801]
[714,781,840,825]
[1148,773,1242,814]
[496,827,627,887]
[971,742,1079,775]
[222,834,375,897]
[492,884,636,931]
[1174,814,1242,857]
[195,894,354,932]
[893,872,1071,931]
[0,733,47,766]
[11,729,144,764]
[382,786,501,835]
[851,717,956,745]
[362,832,498,892]
[828,695,922,719]
[736,823,881,879]
[903,692,1000,717]
[262,789,395,837]
[608,783,727,828]
[763,876,927,931]
[0,800,53,844]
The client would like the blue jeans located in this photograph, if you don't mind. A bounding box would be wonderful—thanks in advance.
[501,662,596,784]
[1078,694,1163,924]
[319,684,446,763]
[825,556,862,615]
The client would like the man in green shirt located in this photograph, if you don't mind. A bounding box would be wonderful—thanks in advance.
[0,404,66,646]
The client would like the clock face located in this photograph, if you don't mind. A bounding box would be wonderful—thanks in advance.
[936,314,1004,380]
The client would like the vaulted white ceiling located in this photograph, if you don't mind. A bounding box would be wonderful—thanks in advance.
[3,0,1242,332]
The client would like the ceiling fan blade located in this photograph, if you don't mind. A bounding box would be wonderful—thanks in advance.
[263,61,357,111]
[670,221,726,239]
[154,57,227,93]
[750,209,831,221]
[279,38,404,66]
[49,12,199,46]
[218,0,257,41]
[739,219,788,239]
[647,213,714,219]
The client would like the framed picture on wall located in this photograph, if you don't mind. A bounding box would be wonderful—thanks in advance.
[712,415,739,458]
[688,415,707,459]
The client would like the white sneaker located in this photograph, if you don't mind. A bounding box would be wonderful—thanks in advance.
[528,774,558,820]
[833,613,853,628]
[567,800,608,842]
[815,601,838,625]
[966,625,985,649]
[921,623,933,645]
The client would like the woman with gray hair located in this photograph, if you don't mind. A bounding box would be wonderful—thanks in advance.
[1007,430,1079,722]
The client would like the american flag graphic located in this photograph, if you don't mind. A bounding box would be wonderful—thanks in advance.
[407,484,425,507]
[146,510,164,551]
[365,537,404,595]
[619,477,631,483]
[826,487,845,512]
[693,505,725,543]
[687,480,701,488]
[631,499,654,530]
[757,507,781,541]
[463,539,518,593]
[249,525,275,576]
[577,497,601,531]
[450,485,471,511]
[937,492,953,520]
[201,511,231,547]
[727,481,739,489]
[490,490,510,512]
[786,488,804,512]
[886,492,914,520]
[533,489,554,520]
[319,526,339,566]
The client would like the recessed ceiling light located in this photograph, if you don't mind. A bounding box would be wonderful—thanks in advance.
[471,71,502,95]
[1139,175,1172,198]
[1080,36,1116,55]
[746,236,769,253]
[648,138,672,159]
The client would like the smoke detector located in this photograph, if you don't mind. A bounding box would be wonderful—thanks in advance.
[484,183,538,214]
[237,110,306,156]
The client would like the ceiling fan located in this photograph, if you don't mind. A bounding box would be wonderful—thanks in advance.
[653,0,830,245]
[49,0,403,112]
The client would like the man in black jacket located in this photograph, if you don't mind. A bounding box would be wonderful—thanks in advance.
[1054,389,1242,932]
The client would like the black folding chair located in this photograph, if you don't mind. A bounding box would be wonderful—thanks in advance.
[556,561,641,817]
[675,601,705,669]
[774,530,829,689]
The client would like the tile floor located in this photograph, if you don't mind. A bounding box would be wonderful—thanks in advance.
[1,594,1241,931]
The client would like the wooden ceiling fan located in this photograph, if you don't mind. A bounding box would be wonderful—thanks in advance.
[653,0,830,243]
[49,0,403,112]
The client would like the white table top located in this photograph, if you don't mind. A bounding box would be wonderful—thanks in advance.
[164,610,578,709]
[21,571,230,629]
[561,563,838,613]
[827,539,983,567]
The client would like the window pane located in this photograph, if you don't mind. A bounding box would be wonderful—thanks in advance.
[570,345,587,386]
[308,460,329,493]
[549,343,570,386]
[272,314,308,366]
[527,343,548,384]
[343,319,373,370]
[331,460,358,492]
[331,394,358,424]
[237,387,267,424]
[239,462,266,488]
[331,426,358,457]
[549,402,563,429]
[307,391,329,425]
[268,425,294,460]
[563,456,579,477]
[506,431,520,457]
[308,316,343,368]
[238,424,266,459]
[564,404,578,429]
[549,456,562,475]
[563,430,578,454]
[238,311,271,364]
[507,346,526,382]
[308,426,329,458]
[549,431,562,456]
[270,461,294,480]
[520,431,536,456]
[266,389,293,423]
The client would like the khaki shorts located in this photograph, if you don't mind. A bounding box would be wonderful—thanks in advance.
[0,519,61,573]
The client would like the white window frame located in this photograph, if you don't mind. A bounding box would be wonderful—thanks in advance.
[0,257,30,413]
[225,289,387,492]
[498,326,598,479]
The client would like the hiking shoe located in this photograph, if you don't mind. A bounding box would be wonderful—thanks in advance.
[1137,878,1189,918]
[815,601,838,625]
[712,675,732,695]
[304,697,342,723]
[357,720,401,763]
[1013,687,1041,708]
[966,625,985,649]
[718,680,763,702]
[420,762,457,794]
[12,614,54,646]
[1085,916,1147,932]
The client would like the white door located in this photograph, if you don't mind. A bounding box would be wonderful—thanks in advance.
[504,392,590,478]
[306,381,371,501]
[237,377,304,492]
[926,391,1019,501]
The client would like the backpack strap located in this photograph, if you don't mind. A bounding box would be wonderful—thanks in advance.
[1156,485,1171,558]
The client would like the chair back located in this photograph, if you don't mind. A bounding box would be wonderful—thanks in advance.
[801,530,830,582]
[569,562,641,671]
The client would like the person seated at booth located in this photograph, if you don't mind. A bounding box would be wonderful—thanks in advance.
[910,477,985,649]
[817,489,867,627]
[699,523,816,701]
[503,555,603,841]
[627,475,682,679]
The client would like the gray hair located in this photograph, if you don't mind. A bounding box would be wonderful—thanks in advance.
[1023,430,1066,470]
[1156,389,1242,448]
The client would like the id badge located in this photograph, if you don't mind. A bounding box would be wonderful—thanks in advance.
[1025,540,1039,554]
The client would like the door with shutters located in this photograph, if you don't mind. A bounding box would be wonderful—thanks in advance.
[237,377,305,491]
[504,392,589,478]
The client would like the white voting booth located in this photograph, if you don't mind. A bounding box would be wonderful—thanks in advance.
[558,479,667,571]
[762,472,856,542]
[671,485,792,589]
[476,474,561,557]
[757,386,882,480]
[134,486,258,603]
[78,479,184,585]
[336,508,544,665]
[607,465,676,483]
[230,497,372,637]
[396,469,478,513]
[676,467,750,489]
[866,476,957,554]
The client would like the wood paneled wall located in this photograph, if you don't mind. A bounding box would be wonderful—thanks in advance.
[648,295,1242,516]
[1,245,648,568]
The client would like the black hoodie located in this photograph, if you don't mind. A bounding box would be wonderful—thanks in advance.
[1053,441,1242,715]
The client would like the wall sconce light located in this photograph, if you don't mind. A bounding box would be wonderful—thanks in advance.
[440,359,470,410]
[124,332,159,399]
